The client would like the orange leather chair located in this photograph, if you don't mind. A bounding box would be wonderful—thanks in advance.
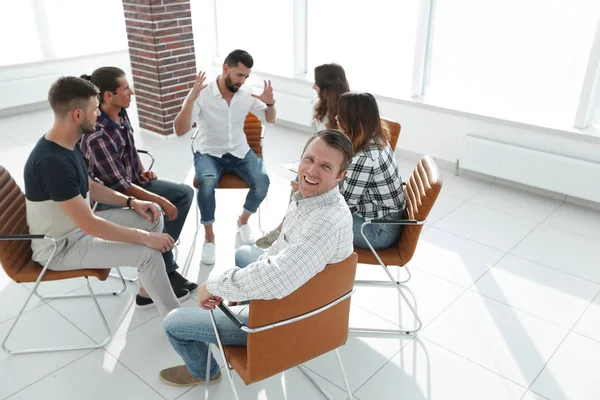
[0,166,126,354]
[381,117,401,151]
[191,113,265,232]
[205,253,358,400]
[352,156,442,335]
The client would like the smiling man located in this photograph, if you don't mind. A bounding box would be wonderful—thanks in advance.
[158,130,355,387]
[173,49,277,265]
[79,67,196,298]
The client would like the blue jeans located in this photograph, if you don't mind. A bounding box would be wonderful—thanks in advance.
[163,245,264,379]
[352,211,406,250]
[194,150,270,225]
[96,178,194,273]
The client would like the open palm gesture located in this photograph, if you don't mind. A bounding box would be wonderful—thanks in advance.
[251,80,274,105]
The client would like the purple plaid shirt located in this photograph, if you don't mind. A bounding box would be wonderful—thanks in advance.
[79,108,141,192]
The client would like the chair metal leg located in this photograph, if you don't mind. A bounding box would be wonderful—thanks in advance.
[209,309,240,400]
[352,263,423,335]
[109,267,138,283]
[298,365,334,400]
[2,276,112,354]
[335,349,354,400]
[39,267,127,300]
[205,345,212,400]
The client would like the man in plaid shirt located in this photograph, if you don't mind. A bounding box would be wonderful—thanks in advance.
[158,130,355,387]
[80,67,197,296]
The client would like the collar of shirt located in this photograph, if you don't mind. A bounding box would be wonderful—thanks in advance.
[291,186,341,210]
[96,108,132,132]
[191,79,254,158]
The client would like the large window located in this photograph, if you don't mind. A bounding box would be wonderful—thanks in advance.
[426,0,600,127]
[215,0,294,76]
[43,0,127,59]
[0,0,127,66]
[307,0,419,98]
[0,1,44,66]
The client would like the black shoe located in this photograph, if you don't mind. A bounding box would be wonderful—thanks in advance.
[169,271,199,293]
[136,287,190,309]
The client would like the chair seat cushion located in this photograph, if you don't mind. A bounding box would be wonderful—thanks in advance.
[14,260,111,283]
[354,245,406,267]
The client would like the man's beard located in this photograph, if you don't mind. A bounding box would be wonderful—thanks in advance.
[225,74,240,93]
[80,120,97,135]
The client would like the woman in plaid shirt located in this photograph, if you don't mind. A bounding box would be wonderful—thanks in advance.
[338,92,406,249]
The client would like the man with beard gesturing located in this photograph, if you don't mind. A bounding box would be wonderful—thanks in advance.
[173,49,277,265]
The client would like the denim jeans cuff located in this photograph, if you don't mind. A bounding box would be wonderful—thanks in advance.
[200,219,215,226]
[242,207,257,215]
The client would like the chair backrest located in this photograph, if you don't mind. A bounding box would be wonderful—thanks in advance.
[0,166,34,281]
[397,156,442,264]
[226,252,358,385]
[244,112,263,158]
[381,117,401,151]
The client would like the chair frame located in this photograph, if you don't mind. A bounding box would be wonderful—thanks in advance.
[204,289,356,400]
[351,158,441,336]
[0,234,126,355]
[190,122,267,240]
[351,218,425,335]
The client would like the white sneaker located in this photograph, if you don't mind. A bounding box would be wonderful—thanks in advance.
[237,223,255,245]
[201,242,216,265]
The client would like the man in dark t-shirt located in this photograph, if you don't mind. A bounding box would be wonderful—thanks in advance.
[23,76,188,316]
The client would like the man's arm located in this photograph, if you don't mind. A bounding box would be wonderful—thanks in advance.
[205,215,339,301]
[58,190,174,252]
[174,71,207,136]
[265,104,276,124]
[250,80,276,124]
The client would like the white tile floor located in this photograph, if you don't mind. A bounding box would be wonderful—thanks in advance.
[1,105,600,400]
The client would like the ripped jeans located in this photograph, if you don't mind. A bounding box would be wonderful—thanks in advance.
[193,150,270,225]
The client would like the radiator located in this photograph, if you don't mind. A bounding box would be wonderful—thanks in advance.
[461,134,600,203]
[0,74,60,111]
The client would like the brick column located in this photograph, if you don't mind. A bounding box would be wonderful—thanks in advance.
[122,0,196,136]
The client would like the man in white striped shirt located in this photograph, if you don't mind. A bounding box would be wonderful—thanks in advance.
[159,130,355,387]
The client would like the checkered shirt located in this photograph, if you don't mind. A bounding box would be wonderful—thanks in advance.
[341,143,405,220]
[79,108,141,192]
[206,186,354,301]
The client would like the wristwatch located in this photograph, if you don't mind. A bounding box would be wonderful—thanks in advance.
[266,100,276,107]
[126,196,135,209]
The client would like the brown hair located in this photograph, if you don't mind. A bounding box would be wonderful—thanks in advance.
[313,63,350,129]
[337,92,389,153]
[48,76,99,117]
[302,129,354,174]
[81,66,125,104]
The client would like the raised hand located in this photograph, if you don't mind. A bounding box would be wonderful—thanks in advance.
[251,80,274,105]
[189,71,208,101]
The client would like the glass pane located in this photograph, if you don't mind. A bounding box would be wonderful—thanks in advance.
[0,0,43,66]
[428,0,600,128]
[44,0,127,59]
[216,0,294,76]
[307,0,419,98]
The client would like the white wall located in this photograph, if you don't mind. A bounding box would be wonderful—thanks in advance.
[249,71,600,166]
[0,51,132,116]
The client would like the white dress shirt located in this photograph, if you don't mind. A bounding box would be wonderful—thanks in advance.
[206,186,354,301]
[189,79,267,158]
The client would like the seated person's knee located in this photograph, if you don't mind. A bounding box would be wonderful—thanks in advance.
[196,174,218,194]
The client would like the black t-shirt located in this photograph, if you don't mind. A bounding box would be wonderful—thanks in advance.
[24,136,89,202]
